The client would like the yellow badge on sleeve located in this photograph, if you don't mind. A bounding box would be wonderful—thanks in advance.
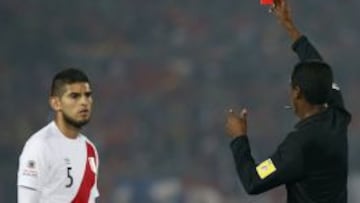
[256,159,277,179]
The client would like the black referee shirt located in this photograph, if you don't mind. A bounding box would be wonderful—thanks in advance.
[230,36,351,203]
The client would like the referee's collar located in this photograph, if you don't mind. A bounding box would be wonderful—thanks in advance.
[294,108,329,129]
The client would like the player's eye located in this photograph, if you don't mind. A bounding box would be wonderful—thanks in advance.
[69,93,80,99]
[85,92,92,98]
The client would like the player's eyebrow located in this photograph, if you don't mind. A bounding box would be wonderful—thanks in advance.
[68,91,92,97]
[85,91,92,97]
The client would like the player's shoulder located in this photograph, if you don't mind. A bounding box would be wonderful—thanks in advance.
[80,134,97,149]
[21,122,58,156]
[79,134,99,157]
[24,122,57,147]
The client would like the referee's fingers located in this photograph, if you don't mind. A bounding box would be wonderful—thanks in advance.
[240,108,247,119]
[227,108,239,117]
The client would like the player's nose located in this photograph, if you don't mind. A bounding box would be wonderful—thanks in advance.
[79,95,91,106]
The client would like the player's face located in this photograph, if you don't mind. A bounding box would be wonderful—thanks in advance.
[58,82,93,128]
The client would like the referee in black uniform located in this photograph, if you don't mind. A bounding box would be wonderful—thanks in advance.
[225,0,351,202]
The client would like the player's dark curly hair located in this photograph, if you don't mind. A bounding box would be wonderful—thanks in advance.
[50,68,90,96]
[291,61,333,105]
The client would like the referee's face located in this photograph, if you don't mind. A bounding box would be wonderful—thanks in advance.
[290,85,301,117]
[57,82,93,128]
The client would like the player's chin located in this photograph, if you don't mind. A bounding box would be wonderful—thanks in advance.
[75,116,91,125]
[73,119,90,129]
[78,113,91,120]
[79,117,91,124]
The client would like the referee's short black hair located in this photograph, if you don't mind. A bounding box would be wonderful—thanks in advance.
[291,61,333,105]
[50,68,90,96]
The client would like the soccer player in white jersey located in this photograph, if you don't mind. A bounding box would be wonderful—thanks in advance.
[17,68,100,203]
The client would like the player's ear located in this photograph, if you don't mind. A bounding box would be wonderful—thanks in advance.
[49,96,61,111]
[293,86,303,100]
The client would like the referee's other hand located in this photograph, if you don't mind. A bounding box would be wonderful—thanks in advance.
[226,108,247,138]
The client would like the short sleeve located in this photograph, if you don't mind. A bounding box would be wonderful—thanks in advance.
[17,139,49,190]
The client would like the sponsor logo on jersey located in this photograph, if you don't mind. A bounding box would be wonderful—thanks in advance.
[64,157,71,165]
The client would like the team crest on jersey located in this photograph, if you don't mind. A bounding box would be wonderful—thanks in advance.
[88,157,97,174]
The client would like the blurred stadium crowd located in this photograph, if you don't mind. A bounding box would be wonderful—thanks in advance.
[1,0,360,202]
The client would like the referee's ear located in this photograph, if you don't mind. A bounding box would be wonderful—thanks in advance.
[293,86,302,100]
[49,96,61,112]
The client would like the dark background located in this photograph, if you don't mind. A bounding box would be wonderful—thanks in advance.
[1,0,360,202]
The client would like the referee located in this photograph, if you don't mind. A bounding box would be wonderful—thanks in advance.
[225,0,351,202]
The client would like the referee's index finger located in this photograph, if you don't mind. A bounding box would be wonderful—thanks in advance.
[226,108,240,115]
[226,108,237,114]
[226,108,247,117]
[227,109,237,118]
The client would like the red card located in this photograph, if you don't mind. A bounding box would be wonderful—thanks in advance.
[260,0,273,5]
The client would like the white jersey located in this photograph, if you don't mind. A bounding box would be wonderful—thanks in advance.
[17,121,99,203]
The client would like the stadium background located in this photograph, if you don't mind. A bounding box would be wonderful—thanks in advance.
[1,0,360,202]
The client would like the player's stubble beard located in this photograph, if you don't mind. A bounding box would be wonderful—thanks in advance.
[62,111,90,129]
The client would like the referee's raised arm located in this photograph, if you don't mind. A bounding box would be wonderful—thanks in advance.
[272,0,301,42]
[273,0,322,61]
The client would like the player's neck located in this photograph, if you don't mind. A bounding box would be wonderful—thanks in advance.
[299,103,326,120]
[54,119,80,139]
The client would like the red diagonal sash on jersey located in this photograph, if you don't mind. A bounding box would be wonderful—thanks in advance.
[72,142,97,203]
